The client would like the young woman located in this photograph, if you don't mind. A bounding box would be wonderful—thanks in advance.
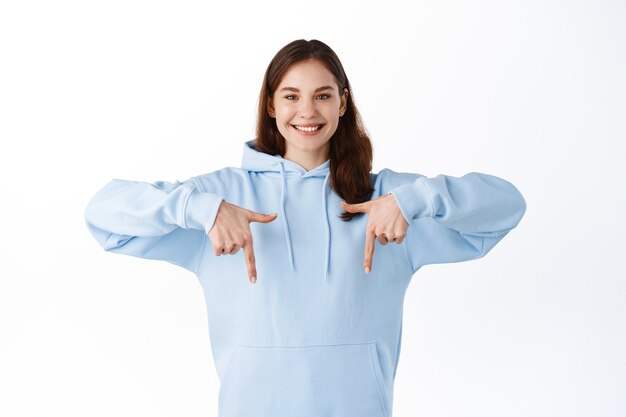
[84,39,527,417]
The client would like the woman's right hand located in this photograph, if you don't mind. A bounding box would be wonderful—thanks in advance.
[207,200,278,284]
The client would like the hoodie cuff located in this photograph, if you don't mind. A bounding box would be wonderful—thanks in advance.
[184,187,225,234]
[387,177,435,223]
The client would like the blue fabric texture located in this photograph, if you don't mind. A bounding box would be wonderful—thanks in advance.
[84,138,527,417]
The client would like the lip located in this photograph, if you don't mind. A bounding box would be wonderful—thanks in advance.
[291,123,325,128]
[291,123,325,136]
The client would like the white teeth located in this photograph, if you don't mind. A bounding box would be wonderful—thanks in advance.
[294,125,321,132]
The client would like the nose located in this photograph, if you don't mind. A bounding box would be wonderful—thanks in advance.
[298,97,318,119]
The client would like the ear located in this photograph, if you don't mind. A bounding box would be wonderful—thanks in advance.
[267,98,275,118]
[340,88,349,115]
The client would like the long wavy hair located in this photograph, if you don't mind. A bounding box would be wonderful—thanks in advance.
[254,39,375,222]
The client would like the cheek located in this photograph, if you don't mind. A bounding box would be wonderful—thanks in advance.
[276,106,294,120]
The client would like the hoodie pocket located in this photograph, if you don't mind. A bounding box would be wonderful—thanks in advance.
[218,341,389,417]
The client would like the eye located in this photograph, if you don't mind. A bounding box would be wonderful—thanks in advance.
[317,94,331,100]
[284,95,297,100]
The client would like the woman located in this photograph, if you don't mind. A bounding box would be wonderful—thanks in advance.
[84,39,526,417]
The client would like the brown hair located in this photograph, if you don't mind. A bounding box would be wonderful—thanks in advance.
[254,39,375,222]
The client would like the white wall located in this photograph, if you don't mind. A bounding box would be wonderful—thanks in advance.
[1,0,624,416]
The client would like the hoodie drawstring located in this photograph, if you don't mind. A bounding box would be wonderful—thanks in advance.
[279,161,332,283]
[321,172,331,283]
[278,162,295,273]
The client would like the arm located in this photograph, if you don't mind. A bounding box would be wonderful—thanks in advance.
[384,170,527,274]
[83,177,225,275]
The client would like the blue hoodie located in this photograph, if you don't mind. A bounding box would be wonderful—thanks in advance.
[84,138,526,417]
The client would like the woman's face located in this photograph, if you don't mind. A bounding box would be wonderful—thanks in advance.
[268,59,348,161]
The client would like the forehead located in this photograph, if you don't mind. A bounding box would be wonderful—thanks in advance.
[277,59,338,89]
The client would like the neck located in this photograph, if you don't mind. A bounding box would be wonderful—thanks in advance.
[284,143,330,171]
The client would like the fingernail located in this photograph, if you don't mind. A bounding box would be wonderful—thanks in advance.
[251,276,256,283]
[364,266,370,274]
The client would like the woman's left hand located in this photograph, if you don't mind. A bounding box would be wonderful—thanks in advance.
[340,194,409,274]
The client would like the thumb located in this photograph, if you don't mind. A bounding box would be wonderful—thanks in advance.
[248,211,279,223]
[340,200,369,213]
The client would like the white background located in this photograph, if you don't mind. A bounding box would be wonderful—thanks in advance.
[1,0,625,416]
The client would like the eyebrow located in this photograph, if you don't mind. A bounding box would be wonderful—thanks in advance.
[279,85,335,93]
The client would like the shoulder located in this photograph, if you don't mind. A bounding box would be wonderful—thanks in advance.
[191,167,249,192]
[371,167,426,194]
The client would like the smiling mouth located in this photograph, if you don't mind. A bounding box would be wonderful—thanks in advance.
[291,124,324,132]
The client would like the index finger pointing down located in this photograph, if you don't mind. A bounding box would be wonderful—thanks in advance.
[243,237,257,284]
[364,228,375,274]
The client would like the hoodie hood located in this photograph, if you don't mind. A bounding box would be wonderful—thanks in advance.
[241,139,333,283]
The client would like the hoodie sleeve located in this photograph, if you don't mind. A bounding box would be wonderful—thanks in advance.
[84,176,225,275]
[384,170,527,274]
